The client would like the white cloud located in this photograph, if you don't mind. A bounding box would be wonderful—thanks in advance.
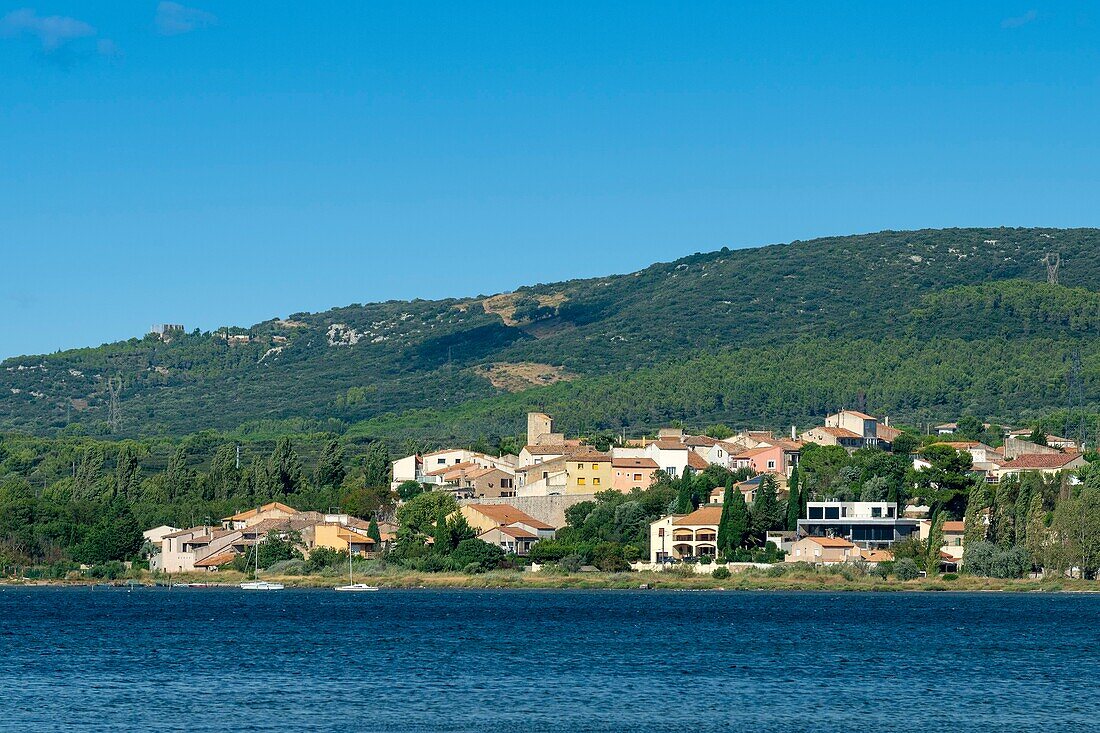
[155,2,217,36]
[97,38,122,58]
[1001,10,1038,29]
[0,8,95,50]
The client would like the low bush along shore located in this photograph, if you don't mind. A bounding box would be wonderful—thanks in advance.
[5,565,1099,592]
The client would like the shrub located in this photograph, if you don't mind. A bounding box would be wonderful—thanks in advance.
[267,559,307,575]
[558,554,584,573]
[712,566,731,580]
[449,539,506,573]
[592,542,630,572]
[305,547,344,573]
[942,573,959,581]
[895,558,921,581]
[699,556,713,566]
[872,562,891,580]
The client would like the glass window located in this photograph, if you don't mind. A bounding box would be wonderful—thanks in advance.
[633,473,642,481]
[577,477,586,485]
[592,464,599,470]
[824,506,840,520]
[593,478,601,486]
[809,506,824,519]
[872,506,882,518]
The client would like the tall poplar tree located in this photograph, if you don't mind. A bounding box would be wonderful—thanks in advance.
[785,466,801,531]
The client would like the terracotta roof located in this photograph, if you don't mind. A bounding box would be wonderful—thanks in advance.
[840,410,877,420]
[464,504,555,530]
[813,426,862,439]
[612,457,659,469]
[516,456,568,474]
[672,506,723,526]
[194,551,237,568]
[482,525,537,540]
[686,451,710,470]
[734,447,773,459]
[463,466,504,480]
[1000,453,1084,469]
[523,444,577,456]
[162,526,208,539]
[650,439,689,451]
[942,521,966,533]
[803,536,856,548]
[223,502,297,522]
[876,425,902,441]
[568,449,612,463]
[860,549,894,562]
[683,435,719,447]
[338,529,376,545]
[766,438,803,451]
[426,460,477,477]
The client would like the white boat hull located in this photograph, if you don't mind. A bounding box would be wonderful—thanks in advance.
[334,584,379,592]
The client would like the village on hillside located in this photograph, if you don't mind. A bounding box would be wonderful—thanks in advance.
[144,410,1091,579]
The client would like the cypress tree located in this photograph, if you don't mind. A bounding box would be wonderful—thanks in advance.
[433,504,450,553]
[1014,474,1038,546]
[750,474,782,543]
[674,470,694,514]
[963,482,990,547]
[314,438,346,489]
[785,466,801,531]
[727,488,749,552]
[363,442,391,488]
[268,437,304,496]
[367,518,382,545]
[926,512,945,576]
[1024,492,1046,569]
[717,481,735,556]
[114,445,140,501]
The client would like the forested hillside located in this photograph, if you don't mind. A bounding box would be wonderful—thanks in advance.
[3,227,1100,441]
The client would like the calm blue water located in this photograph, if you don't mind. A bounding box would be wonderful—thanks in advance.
[1,587,1098,732]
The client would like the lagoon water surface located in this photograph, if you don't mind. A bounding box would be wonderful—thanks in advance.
[1,587,1098,732]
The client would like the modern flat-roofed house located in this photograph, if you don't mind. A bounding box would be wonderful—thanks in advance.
[786,536,858,565]
[797,501,918,549]
[649,506,721,563]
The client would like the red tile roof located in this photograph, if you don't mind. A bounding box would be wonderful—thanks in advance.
[611,457,659,469]
[464,504,555,530]
[672,506,723,526]
[686,451,710,470]
[1000,453,1084,469]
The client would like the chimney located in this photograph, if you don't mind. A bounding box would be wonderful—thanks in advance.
[884,416,890,427]
[790,425,796,440]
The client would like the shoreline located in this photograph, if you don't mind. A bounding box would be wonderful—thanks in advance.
[3,569,1097,593]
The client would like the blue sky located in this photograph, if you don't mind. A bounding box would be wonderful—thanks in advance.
[1,2,1097,358]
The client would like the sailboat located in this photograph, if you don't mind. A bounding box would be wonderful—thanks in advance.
[240,540,284,591]
[335,550,378,592]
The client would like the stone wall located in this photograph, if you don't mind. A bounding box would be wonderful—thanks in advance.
[458,493,595,528]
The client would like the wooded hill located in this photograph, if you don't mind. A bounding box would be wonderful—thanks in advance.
[4,227,1100,443]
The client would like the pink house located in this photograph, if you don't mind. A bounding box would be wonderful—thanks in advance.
[612,457,659,492]
[731,440,801,476]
